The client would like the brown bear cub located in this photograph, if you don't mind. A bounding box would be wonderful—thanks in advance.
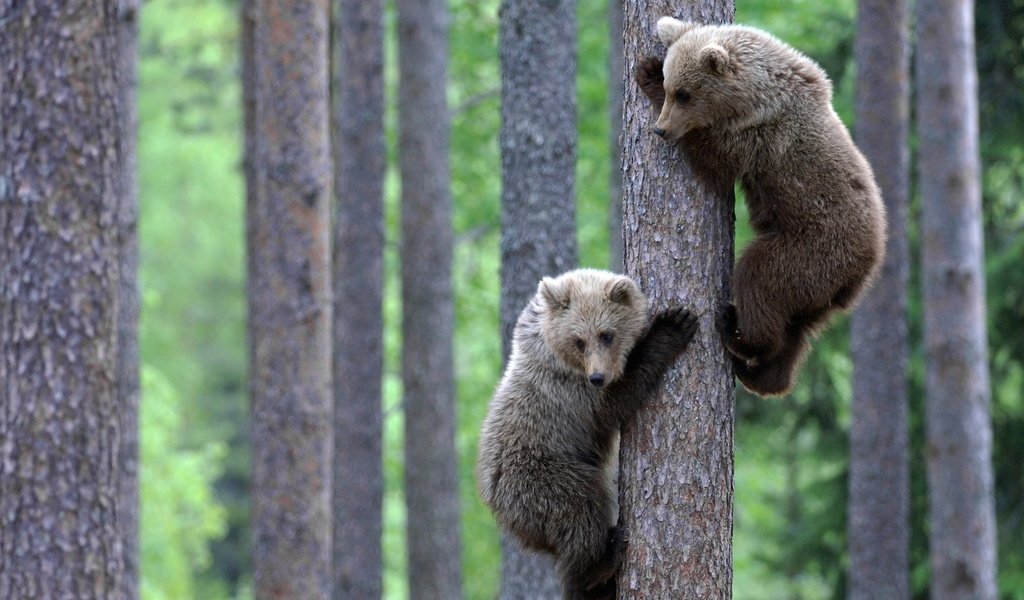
[476,269,698,600]
[636,17,887,396]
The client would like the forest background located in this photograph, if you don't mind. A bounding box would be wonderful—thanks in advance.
[135,0,1024,598]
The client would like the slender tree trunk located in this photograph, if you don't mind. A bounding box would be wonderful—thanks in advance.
[330,0,385,598]
[0,0,132,596]
[246,0,333,597]
[847,0,910,597]
[396,0,463,596]
[916,0,997,597]
[117,2,141,598]
[497,0,578,596]
[617,2,735,597]
[609,0,625,273]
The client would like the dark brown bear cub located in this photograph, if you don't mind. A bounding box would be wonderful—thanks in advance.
[636,17,887,396]
[476,269,698,599]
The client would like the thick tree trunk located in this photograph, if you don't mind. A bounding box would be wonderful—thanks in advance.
[609,0,625,273]
[246,0,333,597]
[396,0,463,596]
[916,0,998,597]
[497,0,578,596]
[0,0,132,596]
[330,0,385,597]
[847,0,910,597]
[617,2,735,598]
[117,3,141,598]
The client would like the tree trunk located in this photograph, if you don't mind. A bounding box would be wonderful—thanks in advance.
[497,0,578,596]
[916,0,998,597]
[0,0,132,596]
[608,0,625,273]
[396,0,463,596]
[617,2,735,598]
[246,0,333,597]
[847,0,910,597]
[330,0,385,598]
[116,3,141,598]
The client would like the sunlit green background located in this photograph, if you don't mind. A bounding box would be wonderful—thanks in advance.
[136,0,1024,597]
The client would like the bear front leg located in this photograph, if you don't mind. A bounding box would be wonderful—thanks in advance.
[603,305,698,423]
[635,56,666,114]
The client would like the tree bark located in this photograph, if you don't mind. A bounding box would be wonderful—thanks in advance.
[116,2,141,598]
[916,0,998,597]
[617,2,735,598]
[847,0,910,597]
[0,0,132,596]
[497,0,578,596]
[246,0,333,597]
[396,0,463,597]
[330,0,385,598]
[609,0,625,273]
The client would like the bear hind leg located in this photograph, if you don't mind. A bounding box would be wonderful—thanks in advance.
[733,322,811,396]
[558,524,625,600]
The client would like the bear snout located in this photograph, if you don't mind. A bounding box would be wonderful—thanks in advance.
[652,127,667,137]
[588,373,606,388]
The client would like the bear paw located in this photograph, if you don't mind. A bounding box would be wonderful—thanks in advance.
[635,56,666,110]
[651,305,699,352]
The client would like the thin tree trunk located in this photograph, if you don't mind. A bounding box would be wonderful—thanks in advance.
[117,2,141,598]
[847,0,910,596]
[497,0,578,595]
[916,0,997,597]
[609,0,625,273]
[330,0,385,597]
[396,0,463,596]
[246,0,333,597]
[617,2,735,597]
[1,0,132,596]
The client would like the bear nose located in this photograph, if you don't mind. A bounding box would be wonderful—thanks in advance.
[589,373,606,388]
[652,127,666,137]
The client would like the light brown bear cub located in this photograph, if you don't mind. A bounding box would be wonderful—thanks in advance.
[476,269,697,600]
[636,17,886,396]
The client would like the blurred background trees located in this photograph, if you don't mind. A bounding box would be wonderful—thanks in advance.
[6,0,1014,597]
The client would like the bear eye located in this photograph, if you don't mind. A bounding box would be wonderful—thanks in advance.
[599,332,614,345]
[575,339,586,352]
[675,90,691,104]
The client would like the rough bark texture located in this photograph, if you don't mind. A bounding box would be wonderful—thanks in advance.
[246,0,333,597]
[117,2,141,598]
[0,0,132,596]
[330,0,385,598]
[396,0,463,596]
[617,2,735,598]
[498,0,578,595]
[847,0,911,597]
[916,0,998,597]
[608,0,625,273]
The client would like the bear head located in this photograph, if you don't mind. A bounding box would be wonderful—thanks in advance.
[652,17,830,141]
[537,269,649,388]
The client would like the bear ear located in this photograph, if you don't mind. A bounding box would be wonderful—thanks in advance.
[607,278,638,306]
[540,277,572,310]
[700,43,731,75]
[657,16,698,47]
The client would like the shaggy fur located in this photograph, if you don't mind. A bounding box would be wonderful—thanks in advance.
[636,18,886,396]
[476,269,698,599]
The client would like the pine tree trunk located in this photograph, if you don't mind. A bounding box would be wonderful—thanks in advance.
[497,0,578,595]
[608,0,625,273]
[617,2,735,597]
[847,0,910,596]
[916,0,997,597]
[1,0,132,596]
[116,3,141,598]
[396,0,463,596]
[246,0,334,597]
[331,0,385,597]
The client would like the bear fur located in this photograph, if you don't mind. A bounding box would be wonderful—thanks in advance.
[476,269,698,599]
[636,17,887,396]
